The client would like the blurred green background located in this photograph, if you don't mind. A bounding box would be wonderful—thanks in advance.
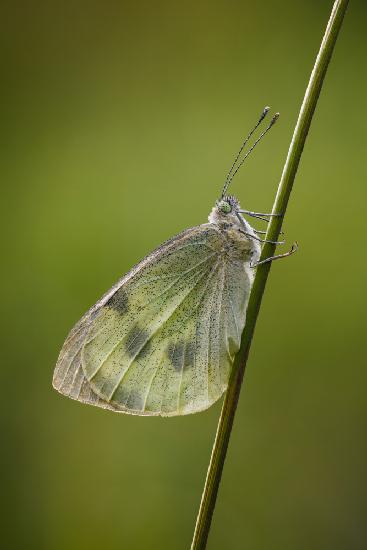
[2,1,367,549]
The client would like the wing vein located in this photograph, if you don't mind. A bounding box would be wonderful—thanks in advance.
[211,261,226,397]
[174,259,221,412]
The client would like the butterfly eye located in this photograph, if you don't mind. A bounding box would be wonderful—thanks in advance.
[219,201,232,214]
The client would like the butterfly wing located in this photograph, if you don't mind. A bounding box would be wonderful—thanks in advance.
[53,224,253,416]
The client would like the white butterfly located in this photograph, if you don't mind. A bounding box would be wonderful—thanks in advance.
[53,108,294,416]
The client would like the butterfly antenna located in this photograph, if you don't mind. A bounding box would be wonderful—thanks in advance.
[221,106,270,198]
[222,112,279,196]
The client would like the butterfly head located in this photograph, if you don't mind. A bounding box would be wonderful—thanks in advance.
[217,195,240,213]
[209,195,243,226]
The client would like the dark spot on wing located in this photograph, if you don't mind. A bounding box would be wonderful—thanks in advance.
[184,342,195,369]
[136,338,152,359]
[167,341,195,371]
[125,326,150,358]
[167,342,184,371]
[106,289,129,315]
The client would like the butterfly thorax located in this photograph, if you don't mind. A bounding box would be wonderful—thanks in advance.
[208,195,261,264]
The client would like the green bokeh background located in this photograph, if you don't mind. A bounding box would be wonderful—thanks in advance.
[3,1,367,549]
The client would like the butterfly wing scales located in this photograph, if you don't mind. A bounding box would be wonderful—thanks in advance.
[53,224,253,416]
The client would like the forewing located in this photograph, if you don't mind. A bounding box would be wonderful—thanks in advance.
[53,224,253,416]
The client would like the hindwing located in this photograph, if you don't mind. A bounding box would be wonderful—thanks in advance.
[53,224,253,416]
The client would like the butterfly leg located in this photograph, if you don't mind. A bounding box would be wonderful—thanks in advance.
[250,242,298,268]
[254,229,284,236]
[239,209,283,222]
[239,229,285,245]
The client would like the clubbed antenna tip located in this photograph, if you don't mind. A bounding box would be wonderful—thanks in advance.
[259,106,270,123]
[269,112,280,127]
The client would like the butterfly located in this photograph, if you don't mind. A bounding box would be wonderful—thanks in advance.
[53,107,295,416]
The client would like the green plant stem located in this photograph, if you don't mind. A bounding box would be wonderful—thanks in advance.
[191,1,349,548]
